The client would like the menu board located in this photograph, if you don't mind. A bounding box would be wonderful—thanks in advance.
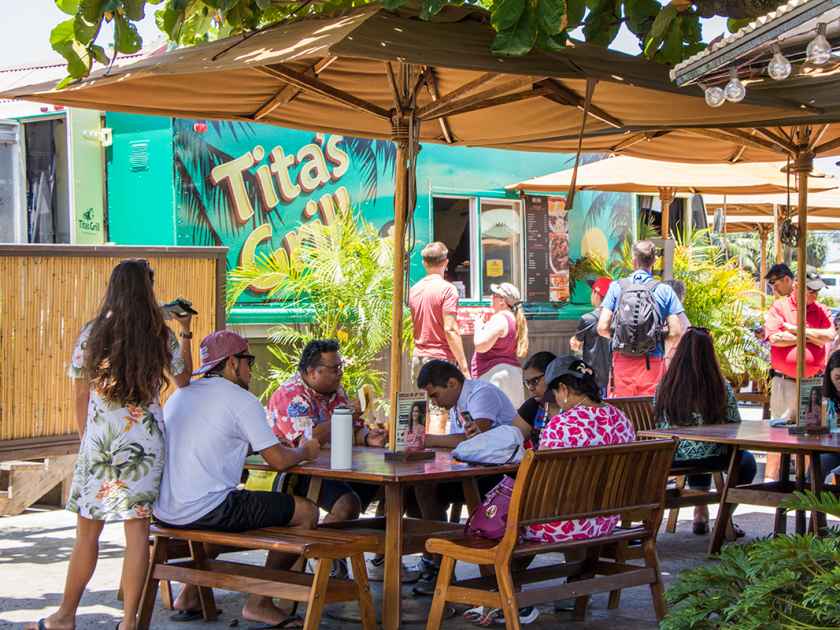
[524,195,550,302]
[524,195,570,303]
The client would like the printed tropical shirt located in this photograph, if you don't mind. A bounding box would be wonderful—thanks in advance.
[267,372,361,443]
[525,404,636,543]
[66,324,184,521]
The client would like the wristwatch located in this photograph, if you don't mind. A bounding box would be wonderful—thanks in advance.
[179,331,193,339]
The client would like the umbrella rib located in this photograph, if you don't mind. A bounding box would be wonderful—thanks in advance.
[415,72,499,118]
[252,56,338,120]
[385,61,404,115]
[417,77,536,121]
[754,127,797,153]
[535,79,623,128]
[258,64,391,120]
[813,133,840,156]
[423,86,547,120]
[423,68,454,144]
[609,130,672,153]
[685,128,788,157]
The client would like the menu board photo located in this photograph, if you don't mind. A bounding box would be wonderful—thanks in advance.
[548,196,570,302]
[798,377,824,428]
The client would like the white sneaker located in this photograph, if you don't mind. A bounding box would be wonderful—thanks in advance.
[366,556,421,583]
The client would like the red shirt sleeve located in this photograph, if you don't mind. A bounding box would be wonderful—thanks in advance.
[764,299,785,339]
[441,283,459,316]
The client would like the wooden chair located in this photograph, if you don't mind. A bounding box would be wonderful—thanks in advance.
[607,396,726,533]
[138,526,379,630]
[424,439,676,630]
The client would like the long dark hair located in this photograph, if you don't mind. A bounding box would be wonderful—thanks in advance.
[83,259,173,406]
[824,350,840,403]
[653,328,727,426]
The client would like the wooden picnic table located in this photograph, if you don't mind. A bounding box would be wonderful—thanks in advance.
[640,423,840,554]
[245,446,519,630]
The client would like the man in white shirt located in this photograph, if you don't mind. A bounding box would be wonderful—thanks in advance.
[155,331,320,628]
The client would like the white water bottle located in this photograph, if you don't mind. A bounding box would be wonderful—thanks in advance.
[330,406,353,470]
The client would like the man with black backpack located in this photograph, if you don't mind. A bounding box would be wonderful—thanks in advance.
[596,240,685,397]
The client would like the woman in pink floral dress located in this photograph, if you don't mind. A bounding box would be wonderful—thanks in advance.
[526,355,636,543]
[28,260,193,630]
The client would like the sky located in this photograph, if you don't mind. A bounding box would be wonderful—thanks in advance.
[1,1,836,173]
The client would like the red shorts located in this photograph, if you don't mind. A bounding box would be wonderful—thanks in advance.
[609,354,664,397]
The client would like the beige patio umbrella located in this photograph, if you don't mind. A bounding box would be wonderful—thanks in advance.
[507,156,837,237]
[704,190,840,305]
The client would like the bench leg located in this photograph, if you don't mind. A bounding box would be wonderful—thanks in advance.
[426,555,455,630]
[350,553,376,630]
[642,537,667,622]
[188,541,218,621]
[302,558,331,630]
[774,453,791,535]
[607,541,626,609]
[137,537,167,630]
[665,476,685,533]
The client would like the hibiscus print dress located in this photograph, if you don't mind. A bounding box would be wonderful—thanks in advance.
[525,404,636,543]
[65,324,184,521]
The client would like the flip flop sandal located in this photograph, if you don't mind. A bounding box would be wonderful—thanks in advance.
[248,615,304,630]
[170,609,204,622]
[463,606,485,622]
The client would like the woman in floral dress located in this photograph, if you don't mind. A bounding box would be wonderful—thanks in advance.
[525,355,636,543]
[29,259,192,630]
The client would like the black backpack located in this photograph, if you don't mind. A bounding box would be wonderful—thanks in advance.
[611,277,665,357]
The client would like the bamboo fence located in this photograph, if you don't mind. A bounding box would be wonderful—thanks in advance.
[0,245,226,451]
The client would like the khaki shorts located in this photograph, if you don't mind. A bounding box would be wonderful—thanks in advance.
[770,375,798,422]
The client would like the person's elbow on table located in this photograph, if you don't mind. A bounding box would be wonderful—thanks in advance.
[260,438,321,471]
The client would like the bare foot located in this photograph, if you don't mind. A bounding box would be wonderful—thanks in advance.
[242,597,295,626]
[172,585,201,612]
[24,614,74,630]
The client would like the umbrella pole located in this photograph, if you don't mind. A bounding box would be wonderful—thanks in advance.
[793,148,813,425]
[759,226,768,309]
[773,204,783,263]
[659,187,674,239]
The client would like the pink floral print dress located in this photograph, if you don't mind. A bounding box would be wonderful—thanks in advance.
[65,324,184,521]
[525,403,636,543]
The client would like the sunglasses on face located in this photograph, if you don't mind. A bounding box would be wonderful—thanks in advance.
[316,360,345,373]
[523,374,544,389]
[235,353,256,368]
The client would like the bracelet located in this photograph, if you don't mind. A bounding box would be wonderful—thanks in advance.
[179,331,193,339]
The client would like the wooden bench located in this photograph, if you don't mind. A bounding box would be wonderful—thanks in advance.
[138,526,379,630]
[424,439,676,629]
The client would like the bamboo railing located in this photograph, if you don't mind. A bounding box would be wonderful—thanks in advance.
[0,245,226,460]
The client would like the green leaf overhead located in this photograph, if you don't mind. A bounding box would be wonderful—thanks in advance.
[537,0,567,35]
[491,3,538,56]
[491,0,526,33]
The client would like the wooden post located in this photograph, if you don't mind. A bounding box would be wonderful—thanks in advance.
[773,204,783,263]
[658,187,675,239]
[759,225,769,309]
[793,147,813,424]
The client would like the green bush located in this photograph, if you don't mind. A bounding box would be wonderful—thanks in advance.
[662,492,840,629]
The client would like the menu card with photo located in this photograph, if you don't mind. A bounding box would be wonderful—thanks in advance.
[798,377,824,428]
[395,391,428,451]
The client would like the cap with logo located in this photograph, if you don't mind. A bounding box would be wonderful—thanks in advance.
[193,330,250,376]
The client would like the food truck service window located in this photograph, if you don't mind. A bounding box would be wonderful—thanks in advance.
[431,195,524,301]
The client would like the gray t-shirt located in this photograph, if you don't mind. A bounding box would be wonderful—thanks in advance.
[448,378,517,434]
[154,377,278,525]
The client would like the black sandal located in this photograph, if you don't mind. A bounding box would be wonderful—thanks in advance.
[170,609,204,622]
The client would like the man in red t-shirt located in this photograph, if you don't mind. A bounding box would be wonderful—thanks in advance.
[764,270,834,421]
[409,242,469,380]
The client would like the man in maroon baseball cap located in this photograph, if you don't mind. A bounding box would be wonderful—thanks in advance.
[156,330,321,627]
[569,277,613,395]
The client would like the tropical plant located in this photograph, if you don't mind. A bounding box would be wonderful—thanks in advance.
[227,205,411,401]
[662,491,840,630]
[50,0,785,86]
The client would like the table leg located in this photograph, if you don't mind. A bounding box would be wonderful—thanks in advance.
[808,451,827,535]
[382,482,403,630]
[795,454,806,534]
[709,447,743,556]
[773,453,791,536]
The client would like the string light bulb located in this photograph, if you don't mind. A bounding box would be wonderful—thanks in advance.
[704,85,726,107]
[807,23,832,64]
[767,45,792,80]
[724,69,746,102]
